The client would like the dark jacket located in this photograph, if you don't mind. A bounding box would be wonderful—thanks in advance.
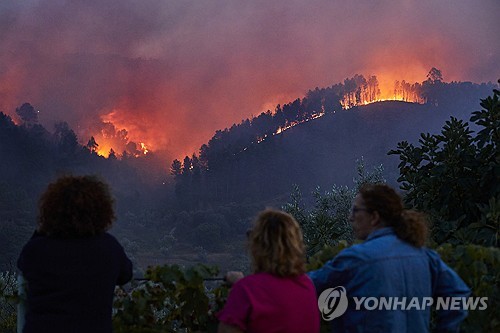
[18,231,133,333]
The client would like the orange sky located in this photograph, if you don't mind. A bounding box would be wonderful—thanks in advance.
[0,0,498,162]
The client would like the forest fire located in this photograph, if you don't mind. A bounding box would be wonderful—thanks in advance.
[238,72,432,152]
[94,138,151,158]
[140,143,149,155]
[339,75,425,110]
[85,108,155,159]
[275,111,326,135]
[88,73,430,159]
[90,120,152,159]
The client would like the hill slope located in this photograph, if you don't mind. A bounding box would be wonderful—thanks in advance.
[174,98,484,207]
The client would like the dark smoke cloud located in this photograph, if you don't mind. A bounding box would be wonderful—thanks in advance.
[1,0,498,159]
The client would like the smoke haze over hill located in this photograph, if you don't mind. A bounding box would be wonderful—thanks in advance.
[0,0,498,159]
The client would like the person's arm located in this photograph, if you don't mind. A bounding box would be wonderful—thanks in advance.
[111,235,133,285]
[217,322,244,333]
[17,231,43,273]
[428,250,470,332]
[307,249,356,295]
[117,253,133,285]
[225,271,244,286]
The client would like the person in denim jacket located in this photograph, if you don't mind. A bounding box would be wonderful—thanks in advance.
[308,184,470,333]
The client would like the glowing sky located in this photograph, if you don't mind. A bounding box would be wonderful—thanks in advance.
[0,0,498,160]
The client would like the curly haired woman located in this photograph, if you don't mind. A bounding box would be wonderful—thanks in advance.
[17,175,133,333]
[217,209,320,333]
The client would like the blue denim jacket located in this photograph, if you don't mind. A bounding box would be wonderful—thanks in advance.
[308,228,470,333]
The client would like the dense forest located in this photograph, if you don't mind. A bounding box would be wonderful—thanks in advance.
[0,71,497,273]
[170,72,496,208]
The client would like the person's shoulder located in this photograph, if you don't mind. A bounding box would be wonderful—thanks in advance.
[321,243,377,271]
[234,272,281,289]
[21,231,49,249]
[228,274,255,295]
[101,232,118,241]
[99,232,125,248]
[297,273,317,288]
[421,247,445,266]
[237,272,268,284]
[336,243,369,261]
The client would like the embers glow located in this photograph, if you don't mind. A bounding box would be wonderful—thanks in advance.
[340,77,425,110]
[89,122,152,159]
[140,142,149,155]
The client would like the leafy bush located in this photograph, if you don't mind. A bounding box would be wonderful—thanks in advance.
[389,83,499,245]
[283,159,384,256]
[0,271,17,333]
[436,243,500,332]
[112,264,228,333]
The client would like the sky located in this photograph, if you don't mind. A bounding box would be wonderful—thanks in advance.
[0,0,498,161]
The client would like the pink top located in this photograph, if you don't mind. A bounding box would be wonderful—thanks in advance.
[217,272,320,333]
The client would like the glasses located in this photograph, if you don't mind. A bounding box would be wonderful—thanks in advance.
[351,207,370,215]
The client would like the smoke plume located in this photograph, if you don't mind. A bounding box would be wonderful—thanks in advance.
[0,0,498,159]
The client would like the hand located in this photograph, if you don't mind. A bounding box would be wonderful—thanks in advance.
[225,271,244,285]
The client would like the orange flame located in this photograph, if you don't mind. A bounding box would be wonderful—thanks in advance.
[139,142,149,155]
[340,74,425,110]
[86,109,154,159]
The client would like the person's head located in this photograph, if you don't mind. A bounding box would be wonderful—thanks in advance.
[38,175,115,238]
[350,183,427,247]
[249,209,306,277]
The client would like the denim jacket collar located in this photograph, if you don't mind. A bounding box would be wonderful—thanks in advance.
[365,227,395,242]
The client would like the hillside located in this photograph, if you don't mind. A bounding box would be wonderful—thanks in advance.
[251,101,469,188]
[173,96,484,209]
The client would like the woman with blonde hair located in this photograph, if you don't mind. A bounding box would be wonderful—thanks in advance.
[217,209,319,333]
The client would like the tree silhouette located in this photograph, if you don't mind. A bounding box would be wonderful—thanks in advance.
[426,67,443,83]
[54,122,78,156]
[86,136,99,153]
[15,103,38,125]
[170,159,182,177]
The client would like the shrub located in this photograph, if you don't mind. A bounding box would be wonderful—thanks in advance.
[283,158,384,256]
[389,83,500,245]
[436,243,500,332]
[0,271,17,333]
[112,263,228,333]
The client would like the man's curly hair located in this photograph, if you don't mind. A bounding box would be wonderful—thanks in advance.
[38,175,115,238]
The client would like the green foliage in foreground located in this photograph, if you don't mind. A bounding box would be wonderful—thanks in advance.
[112,264,228,333]
[436,243,500,332]
[111,242,498,333]
[0,271,17,333]
[389,84,500,246]
[2,244,498,333]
